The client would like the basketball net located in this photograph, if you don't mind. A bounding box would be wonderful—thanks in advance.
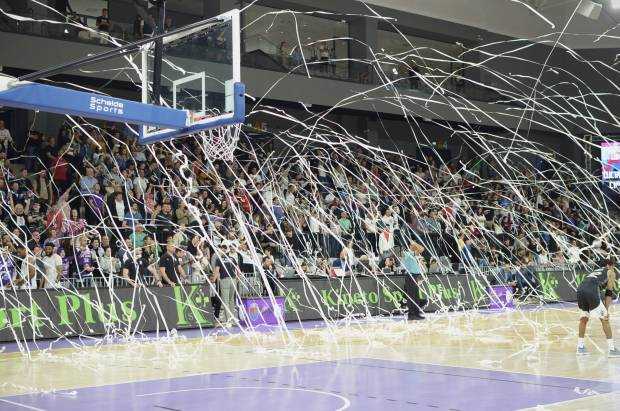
[192,113,241,162]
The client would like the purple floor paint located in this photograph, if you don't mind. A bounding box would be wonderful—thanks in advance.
[1,358,616,411]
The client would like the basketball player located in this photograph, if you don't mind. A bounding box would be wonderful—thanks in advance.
[603,257,617,310]
[576,259,620,357]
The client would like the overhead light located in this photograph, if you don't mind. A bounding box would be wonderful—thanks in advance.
[577,0,602,19]
[611,0,620,9]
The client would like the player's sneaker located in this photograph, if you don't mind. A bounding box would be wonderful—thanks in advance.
[576,346,589,356]
[608,348,620,358]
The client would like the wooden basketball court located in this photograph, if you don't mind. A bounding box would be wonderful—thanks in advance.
[1,303,619,410]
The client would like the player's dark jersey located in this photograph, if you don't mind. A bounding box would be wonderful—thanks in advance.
[577,270,607,311]
[578,270,607,294]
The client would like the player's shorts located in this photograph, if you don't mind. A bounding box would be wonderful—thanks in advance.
[577,289,607,319]
[578,301,608,319]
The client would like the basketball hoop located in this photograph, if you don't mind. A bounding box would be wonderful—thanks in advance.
[198,124,241,162]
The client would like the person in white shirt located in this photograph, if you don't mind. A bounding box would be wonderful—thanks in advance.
[364,208,379,255]
[14,245,36,290]
[308,213,322,253]
[133,169,149,196]
[97,246,120,279]
[0,121,12,152]
[41,244,63,289]
[339,239,355,273]
[536,248,550,266]
[567,239,582,265]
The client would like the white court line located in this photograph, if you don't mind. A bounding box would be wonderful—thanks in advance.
[137,386,350,411]
[0,398,46,411]
[517,390,620,411]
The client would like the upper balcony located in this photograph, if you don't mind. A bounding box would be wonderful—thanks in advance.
[0,1,530,130]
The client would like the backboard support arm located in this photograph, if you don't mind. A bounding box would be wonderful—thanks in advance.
[152,0,165,106]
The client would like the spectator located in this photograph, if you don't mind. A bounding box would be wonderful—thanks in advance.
[53,0,74,17]
[76,236,95,286]
[338,210,352,235]
[122,247,151,287]
[144,14,156,37]
[261,255,280,295]
[133,15,145,40]
[164,16,174,32]
[381,256,396,274]
[96,246,120,279]
[0,250,14,289]
[212,242,239,327]
[62,208,86,237]
[158,241,182,286]
[27,230,43,250]
[96,8,111,33]
[13,245,36,290]
[40,243,62,289]
[0,121,13,153]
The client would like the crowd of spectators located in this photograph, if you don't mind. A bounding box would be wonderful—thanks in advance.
[0,120,616,307]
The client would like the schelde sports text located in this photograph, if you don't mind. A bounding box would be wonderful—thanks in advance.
[89,96,124,115]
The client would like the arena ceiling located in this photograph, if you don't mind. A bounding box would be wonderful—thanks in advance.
[363,0,620,49]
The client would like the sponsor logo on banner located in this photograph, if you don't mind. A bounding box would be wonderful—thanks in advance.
[173,285,213,326]
[283,288,302,313]
[421,281,462,302]
[381,285,405,309]
[89,96,125,115]
[0,285,214,342]
[537,272,560,300]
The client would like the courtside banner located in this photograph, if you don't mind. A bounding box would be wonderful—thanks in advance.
[281,276,379,321]
[0,270,588,342]
[0,284,215,342]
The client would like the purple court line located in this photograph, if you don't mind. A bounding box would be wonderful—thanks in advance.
[1,358,617,411]
[0,301,580,354]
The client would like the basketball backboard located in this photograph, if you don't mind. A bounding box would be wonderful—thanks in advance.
[0,10,244,146]
[139,9,244,144]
